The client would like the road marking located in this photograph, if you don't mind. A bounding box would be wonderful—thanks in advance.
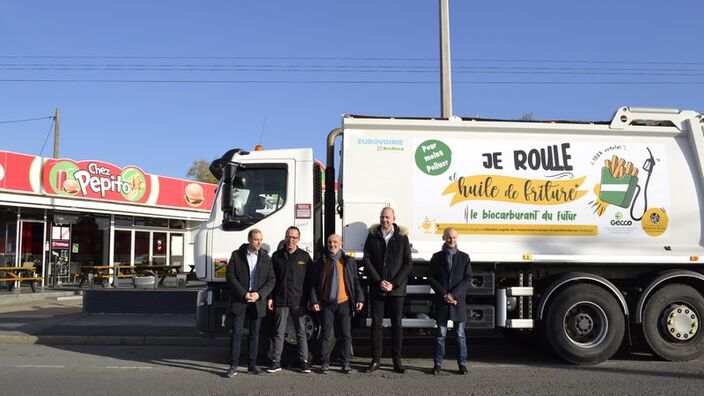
[105,366,153,369]
[15,365,64,368]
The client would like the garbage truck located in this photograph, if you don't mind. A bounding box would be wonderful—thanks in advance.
[195,106,704,364]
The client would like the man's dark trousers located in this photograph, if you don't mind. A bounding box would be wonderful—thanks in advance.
[320,301,352,365]
[229,305,261,368]
[370,294,404,362]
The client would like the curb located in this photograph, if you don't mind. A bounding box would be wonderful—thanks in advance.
[0,290,83,306]
[0,334,229,346]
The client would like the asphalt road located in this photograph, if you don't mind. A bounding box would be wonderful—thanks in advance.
[1,340,702,396]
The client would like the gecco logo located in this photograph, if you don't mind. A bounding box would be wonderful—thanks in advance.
[610,212,633,226]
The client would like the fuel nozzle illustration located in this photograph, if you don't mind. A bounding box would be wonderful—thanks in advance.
[597,147,654,220]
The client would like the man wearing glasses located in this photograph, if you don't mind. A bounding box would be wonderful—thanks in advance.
[266,226,314,373]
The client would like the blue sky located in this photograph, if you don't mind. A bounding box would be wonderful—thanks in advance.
[1,0,703,178]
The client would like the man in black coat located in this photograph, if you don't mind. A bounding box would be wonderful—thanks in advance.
[363,207,413,373]
[309,234,365,374]
[225,228,276,378]
[266,226,314,373]
[426,227,472,375]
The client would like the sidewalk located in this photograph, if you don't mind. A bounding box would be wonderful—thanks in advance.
[0,287,229,346]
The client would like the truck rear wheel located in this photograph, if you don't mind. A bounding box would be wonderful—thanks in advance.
[642,283,704,361]
[284,311,321,351]
[545,284,624,364]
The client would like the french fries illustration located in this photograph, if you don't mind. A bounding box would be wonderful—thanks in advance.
[599,154,640,208]
[604,155,638,179]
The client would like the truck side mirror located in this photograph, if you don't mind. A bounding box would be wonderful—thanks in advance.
[221,163,236,213]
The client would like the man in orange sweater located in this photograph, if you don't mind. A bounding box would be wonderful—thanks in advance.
[309,234,365,374]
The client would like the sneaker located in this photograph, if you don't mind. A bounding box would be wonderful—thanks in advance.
[320,364,329,374]
[225,366,237,378]
[341,364,352,374]
[248,366,263,375]
[266,361,282,373]
[300,360,312,373]
[458,364,468,375]
[431,365,441,375]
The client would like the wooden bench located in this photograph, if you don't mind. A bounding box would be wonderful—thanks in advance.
[135,264,182,285]
[0,265,43,292]
[79,265,113,287]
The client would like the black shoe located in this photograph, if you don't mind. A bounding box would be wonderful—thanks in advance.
[431,365,441,375]
[341,364,352,374]
[320,364,329,374]
[458,364,468,375]
[248,366,263,375]
[366,361,380,373]
[266,361,281,373]
[393,359,406,374]
[225,366,237,378]
[300,360,312,373]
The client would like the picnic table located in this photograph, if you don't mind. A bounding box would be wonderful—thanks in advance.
[0,264,42,292]
[79,265,113,287]
[134,264,182,285]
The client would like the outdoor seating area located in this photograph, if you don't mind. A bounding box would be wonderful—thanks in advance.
[0,264,42,292]
[77,263,190,289]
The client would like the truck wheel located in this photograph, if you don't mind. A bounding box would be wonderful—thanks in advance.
[642,283,704,361]
[545,284,624,364]
[284,311,321,352]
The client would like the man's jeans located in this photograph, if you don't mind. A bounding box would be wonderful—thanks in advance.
[270,306,309,363]
[434,320,467,367]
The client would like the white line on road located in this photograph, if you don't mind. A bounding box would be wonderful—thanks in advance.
[15,365,64,368]
[105,366,153,369]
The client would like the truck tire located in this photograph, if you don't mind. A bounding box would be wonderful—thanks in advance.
[642,283,704,361]
[283,311,321,353]
[544,284,624,364]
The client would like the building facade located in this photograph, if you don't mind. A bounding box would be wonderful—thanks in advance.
[0,149,216,287]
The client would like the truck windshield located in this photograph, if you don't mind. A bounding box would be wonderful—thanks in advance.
[223,164,287,230]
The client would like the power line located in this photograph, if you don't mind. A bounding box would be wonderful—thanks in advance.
[1,78,703,85]
[1,55,703,66]
[38,117,56,157]
[1,64,703,76]
[0,115,54,124]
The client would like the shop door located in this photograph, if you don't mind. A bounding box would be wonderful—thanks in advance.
[49,224,71,286]
[18,220,46,286]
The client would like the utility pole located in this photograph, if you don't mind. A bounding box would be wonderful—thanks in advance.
[53,108,60,158]
[439,0,453,118]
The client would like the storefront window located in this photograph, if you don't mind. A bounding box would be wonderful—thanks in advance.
[169,219,185,229]
[152,232,167,265]
[0,207,18,266]
[170,233,184,267]
[114,216,133,227]
[135,231,150,265]
[135,217,169,228]
[19,207,45,220]
[70,215,109,275]
[113,230,132,266]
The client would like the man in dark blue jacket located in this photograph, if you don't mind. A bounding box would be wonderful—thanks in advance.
[225,229,276,378]
[426,227,472,375]
[309,234,365,374]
